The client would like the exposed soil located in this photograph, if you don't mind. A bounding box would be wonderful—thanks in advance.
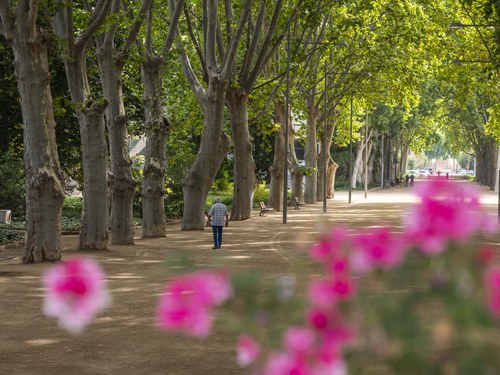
[1,183,497,375]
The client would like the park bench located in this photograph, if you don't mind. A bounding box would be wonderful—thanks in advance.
[259,202,272,216]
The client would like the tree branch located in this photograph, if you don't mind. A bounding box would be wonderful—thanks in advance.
[240,0,264,83]
[224,0,233,41]
[216,18,226,60]
[220,0,252,80]
[161,0,186,55]
[144,0,154,55]
[27,0,39,35]
[121,0,153,56]
[183,4,208,82]
[169,0,205,103]
[206,0,218,70]
[102,0,120,48]
[76,0,112,53]
[0,1,14,38]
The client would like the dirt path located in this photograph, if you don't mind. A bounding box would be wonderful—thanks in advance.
[1,182,497,375]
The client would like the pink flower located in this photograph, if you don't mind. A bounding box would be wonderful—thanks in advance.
[308,276,355,306]
[156,270,232,337]
[263,352,313,375]
[485,267,500,318]
[284,327,315,353]
[404,180,495,254]
[477,246,495,265]
[237,334,261,367]
[350,227,406,273]
[42,256,110,334]
[310,228,349,262]
[306,307,354,345]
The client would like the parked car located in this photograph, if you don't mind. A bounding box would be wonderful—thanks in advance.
[406,170,420,177]
[418,169,430,177]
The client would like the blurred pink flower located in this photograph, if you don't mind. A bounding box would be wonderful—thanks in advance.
[310,228,349,262]
[308,275,355,307]
[477,246,495,265]
[284,327,315,353]
[237,334,262,367]
[404,180,495,254]
[42,256,110,334]
[307,307,353,339]
[156,270,232,337]
[263,351,313,375]
[350,227,406,273]
[485,267,500,318]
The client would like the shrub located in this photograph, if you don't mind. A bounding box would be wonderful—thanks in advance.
[0,230,23,245]
[0,152,25,216]
[252,182,269,207]
[62,197,82,218]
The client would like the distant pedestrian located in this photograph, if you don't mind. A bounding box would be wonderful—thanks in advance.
[409,173,415,187]
[207,197,229,249]
[405,174,410,187]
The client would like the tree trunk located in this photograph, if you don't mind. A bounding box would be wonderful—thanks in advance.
[62,54,109,250]
[78,104,109,249]
[327,158,339,199]
[368,143,376,185]
[351,142,365,189]
[98,42,136,245]
[304,104,318,204]
[387,136,394,183]
[289,128,304,204]
[475,139,498,189]
[6,25,65,263]
[141,55,168,237]
[227,88,256,221]
[317,116,336,201]
[401,143,409,176]
[269,100,286,211]
[182,77,229,230]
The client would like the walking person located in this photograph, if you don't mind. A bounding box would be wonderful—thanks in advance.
[207,197,229,249]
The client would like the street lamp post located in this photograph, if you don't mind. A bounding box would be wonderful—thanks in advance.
[348,95,353,204]
[364,107,368,198]
[283,25,291,224]
[323,60,328,213]
[380,134,384,190]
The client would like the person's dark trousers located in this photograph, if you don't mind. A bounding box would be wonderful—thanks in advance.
[212,225,223,248]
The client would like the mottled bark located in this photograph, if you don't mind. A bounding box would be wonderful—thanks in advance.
[141,55,168,237]
[351,143,365,189]
[1,8,65,262]
[227,88,256,221]
[304,103,318,204]
[182,77,230,229]
[54,6,110,250]
[475,139,498,190]
[78,103,109,249]
[289,128,304,204]
[317,115,336,201]
[327,158,339,199]
[98,41,136,245]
